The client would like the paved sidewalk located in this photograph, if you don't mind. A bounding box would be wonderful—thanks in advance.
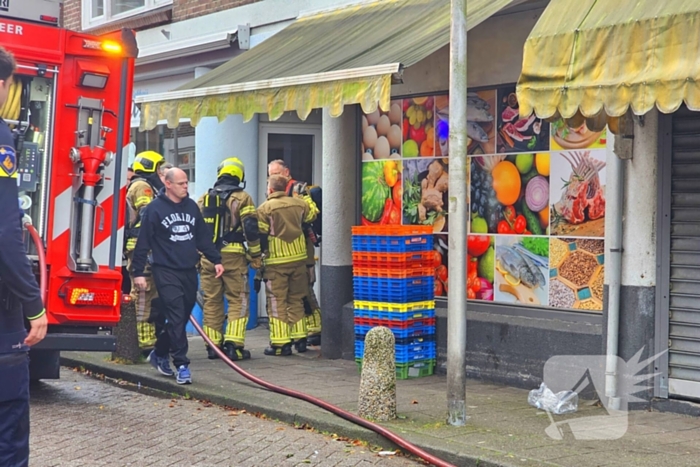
[63,327,700,467]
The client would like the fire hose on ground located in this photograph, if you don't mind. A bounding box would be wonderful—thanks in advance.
[188,316,456,467]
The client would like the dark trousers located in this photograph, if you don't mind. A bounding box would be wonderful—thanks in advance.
[152,266,197,368]
[0,353,30,467]
[150,297,170,357]
[121,265,131,294]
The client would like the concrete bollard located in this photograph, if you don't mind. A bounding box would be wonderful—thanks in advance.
[112,297,142,363]
[358,326,397,421]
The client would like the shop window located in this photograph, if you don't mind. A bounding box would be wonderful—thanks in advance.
[129,122,194,182]
[359,88,607,313]
[82,0,172,29]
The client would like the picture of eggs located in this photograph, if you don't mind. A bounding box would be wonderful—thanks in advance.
[361,99,403,161]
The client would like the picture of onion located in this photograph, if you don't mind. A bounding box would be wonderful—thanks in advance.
[525,175,549,212]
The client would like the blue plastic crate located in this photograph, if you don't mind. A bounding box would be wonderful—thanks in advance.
[355,333,436,346]
[354,308,436,321]
[351,234,433,253]
[352,276,434,302]
[354,323,435,339]
[354,340,437,363]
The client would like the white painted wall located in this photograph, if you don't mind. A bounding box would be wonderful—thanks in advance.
[322,106,357,267]
[620,111,658,288]
[193,67,259,201]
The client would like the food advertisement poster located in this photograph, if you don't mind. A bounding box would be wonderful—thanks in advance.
[359,86,606,311]
[549,150,606,238]
[496,85,549,154]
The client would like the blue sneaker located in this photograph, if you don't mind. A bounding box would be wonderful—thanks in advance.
[176,365,192,385]
[148,349,174,377]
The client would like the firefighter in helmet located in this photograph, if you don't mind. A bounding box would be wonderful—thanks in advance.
[198,157,261,360]
[267,160,322,348]
[125,150,165,353]
[257,174,318,356]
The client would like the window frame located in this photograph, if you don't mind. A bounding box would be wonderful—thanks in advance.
[81,0,173,29]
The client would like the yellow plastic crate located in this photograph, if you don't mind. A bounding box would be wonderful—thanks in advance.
[353,300,435,312]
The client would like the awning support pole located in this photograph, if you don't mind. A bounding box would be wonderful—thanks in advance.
[447,0,468,427]
[605,135,625,411]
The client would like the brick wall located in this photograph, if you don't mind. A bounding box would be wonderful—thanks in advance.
[173,0,263,22]
[62,0,81,31]
[60,0,265,34]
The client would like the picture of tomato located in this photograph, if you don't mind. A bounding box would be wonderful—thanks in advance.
[435,265,448,282]
[388,204,401,225]
[434,280,444,296]
[392,178,402,208]
[467,235,490,256]
[433,250,443,267]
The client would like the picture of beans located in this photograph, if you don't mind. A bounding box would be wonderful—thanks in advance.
[549,279,575,308]
[578,299,601,311]
[576,239,604,255]
[550,238,569,268]
[591,270,604,301]
[558,251,599,287]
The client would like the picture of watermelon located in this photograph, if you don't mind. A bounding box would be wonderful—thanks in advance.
[362,161,390,222]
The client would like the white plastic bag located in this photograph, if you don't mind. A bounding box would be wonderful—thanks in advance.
[528,382,578,415]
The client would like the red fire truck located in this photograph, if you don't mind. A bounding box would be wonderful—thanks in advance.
[1,0,136,379]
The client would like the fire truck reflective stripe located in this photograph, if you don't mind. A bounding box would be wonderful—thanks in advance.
[93,226,124,266]
[52,187,72,240]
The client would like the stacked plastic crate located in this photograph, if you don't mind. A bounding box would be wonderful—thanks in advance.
[351,225,436,379]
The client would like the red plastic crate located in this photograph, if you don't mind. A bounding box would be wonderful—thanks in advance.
[351,225,433,236]
[352,266,434,278]
[353,316,436,329]
[352,251,435,268]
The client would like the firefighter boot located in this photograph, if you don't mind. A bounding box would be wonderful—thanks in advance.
[307,334,321,347]
[203,326,224,360]
[294,338,308,353]
[264,343,293,356]
[266,317,292,356]
[223,342,251,361]
[206,345,222,360]
[290,317,308,353]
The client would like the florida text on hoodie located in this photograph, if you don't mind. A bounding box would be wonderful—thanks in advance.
[131,189,222,277]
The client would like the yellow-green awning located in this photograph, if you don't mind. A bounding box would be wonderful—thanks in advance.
[517,0,700,122]
[136,0,516,130]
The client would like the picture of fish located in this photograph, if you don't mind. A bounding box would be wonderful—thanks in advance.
[497,246,545,289]
[494,236,549,306]
[467,121,489,143]
[466,90,496,155]
[467,93,493,122]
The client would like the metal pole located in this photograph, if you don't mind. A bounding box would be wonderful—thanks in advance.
[447,0,468,426]
[605,134,625,411]
[108,58,129,270]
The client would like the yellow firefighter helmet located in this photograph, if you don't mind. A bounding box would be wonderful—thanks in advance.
[133,151,164,174]
[217,157,245,182]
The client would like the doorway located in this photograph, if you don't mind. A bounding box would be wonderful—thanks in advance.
[257,124,323,320]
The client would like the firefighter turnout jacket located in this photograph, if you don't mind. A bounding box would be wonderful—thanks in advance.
[198,182,261,258]
[125,177,157,252]
[257,192,318,265]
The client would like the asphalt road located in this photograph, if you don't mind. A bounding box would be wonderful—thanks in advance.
[27,370,424,467]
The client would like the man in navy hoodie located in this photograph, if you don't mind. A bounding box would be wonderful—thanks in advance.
[132,168,223,384]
